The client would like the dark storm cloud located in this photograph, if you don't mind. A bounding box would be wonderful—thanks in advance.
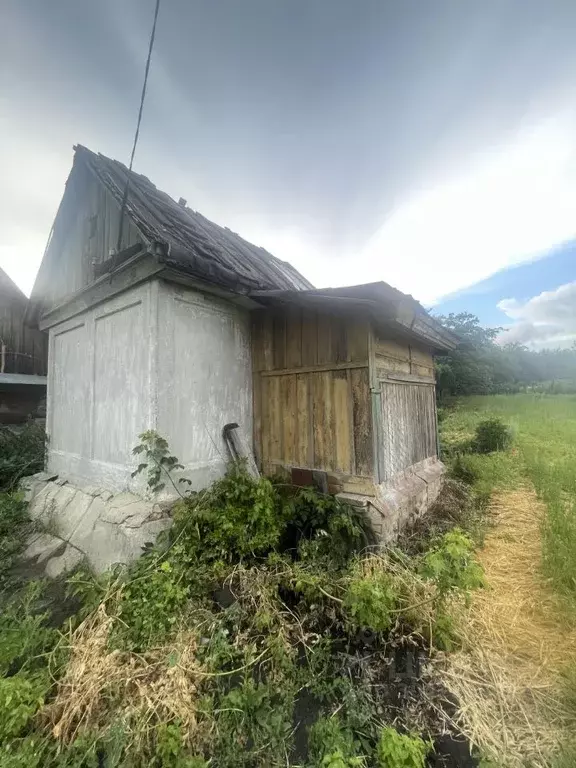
[2,0,576,294]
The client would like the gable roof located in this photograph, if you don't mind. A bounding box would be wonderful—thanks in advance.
[0,267,27,304]
[76,145,313,293]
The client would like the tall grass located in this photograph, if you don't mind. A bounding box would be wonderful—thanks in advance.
[441,395,576,608]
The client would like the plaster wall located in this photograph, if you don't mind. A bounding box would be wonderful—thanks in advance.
[46,280,252,493]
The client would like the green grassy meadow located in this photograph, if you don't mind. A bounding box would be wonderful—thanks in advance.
[440,394,576,609]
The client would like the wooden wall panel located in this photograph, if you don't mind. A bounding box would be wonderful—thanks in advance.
[351,367,373,476]
[0,281,48,375]
[251,308,370,373]
[252,306,373,480]
[378,382,437,481]
[374,334,435,380]
[333,370,352,473]
[296,373,311,466]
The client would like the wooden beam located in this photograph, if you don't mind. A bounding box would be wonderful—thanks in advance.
[260,361,368,377]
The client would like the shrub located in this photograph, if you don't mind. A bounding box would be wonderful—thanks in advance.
[172,465,284,563]
[375,727,430,768]
[472,418,512,454]
[0,672,49,740]
[420,529,485,595]
[117,557,191,649]
[283,487,375,567]
[0,422,45,492]
[308,716,365,767]
[0,493,31,587]
[343,565,399,632]
[450,454,478,485]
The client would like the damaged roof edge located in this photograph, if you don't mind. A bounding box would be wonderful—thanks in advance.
[250,282,459,352]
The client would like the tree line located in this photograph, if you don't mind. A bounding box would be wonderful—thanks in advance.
[435,312,576,398]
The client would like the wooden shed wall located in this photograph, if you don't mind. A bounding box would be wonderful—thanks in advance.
[251,308,374,483]
[371,331,438,482]
[34,162,142,315]
[0,283,47,375]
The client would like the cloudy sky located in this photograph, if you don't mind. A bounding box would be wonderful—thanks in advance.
[2,0,576,347]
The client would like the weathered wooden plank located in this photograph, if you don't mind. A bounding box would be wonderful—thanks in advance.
[301,308,318,367]
[346,319,369,363]
[332,317,348,364]
[378,382,436,480]
[296,373,311,467]
[272,312,286,370]
[252,373,263,468]
[350,367,373,476]
[260,361,368,377]
[316,313,332,365]
[260,375,270,465]
[285,306,303,369]
[379,371,435,385]
[281,374,298,465]
[312,372,327,469]
[333,370,352,473]
[268,375,282,461]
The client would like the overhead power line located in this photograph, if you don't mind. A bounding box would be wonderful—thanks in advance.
[117,0,162,252]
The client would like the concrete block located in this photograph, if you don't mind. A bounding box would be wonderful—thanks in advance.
[23,532,66,563]
[44,544,84,578]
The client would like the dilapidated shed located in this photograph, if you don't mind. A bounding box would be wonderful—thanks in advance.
[0,267,47,423]
[25,145,456,571]
[251,284,457,539]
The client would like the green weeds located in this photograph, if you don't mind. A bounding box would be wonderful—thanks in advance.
[0,429,489,766]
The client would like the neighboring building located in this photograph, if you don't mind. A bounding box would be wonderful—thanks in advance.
[0,267,47,424]
[27,145,457,557]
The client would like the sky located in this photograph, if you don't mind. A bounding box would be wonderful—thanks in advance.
[2,0,576,348]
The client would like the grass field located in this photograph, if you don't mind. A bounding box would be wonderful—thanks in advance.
[441,394,576,609]
[440,394,576,766]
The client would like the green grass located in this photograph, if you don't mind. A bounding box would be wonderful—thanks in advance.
[441,394,576,607]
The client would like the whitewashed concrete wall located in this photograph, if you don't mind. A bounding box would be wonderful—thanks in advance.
[46,280,252,494]
[156,282,252,490]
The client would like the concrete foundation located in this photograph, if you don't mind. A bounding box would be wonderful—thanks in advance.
[20,473,172,575]
[338,457,445,543]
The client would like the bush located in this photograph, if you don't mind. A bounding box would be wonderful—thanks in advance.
[420,529,485,595]
[375,727,430,768]
[172,464,284,563]
[472,418,512,454]
[0,672,49,740]
[0,422,45,491]
[282,487,375,567]
[308,716,365,767]
[343,565,399,632]
[0,493,31,587]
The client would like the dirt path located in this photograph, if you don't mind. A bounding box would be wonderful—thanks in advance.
[436,487,576,767]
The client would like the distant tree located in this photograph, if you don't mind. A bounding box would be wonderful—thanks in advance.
[433,312,576,398]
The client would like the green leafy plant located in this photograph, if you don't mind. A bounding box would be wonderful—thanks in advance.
[472,418,512,454]
[0,672,50,740]
[0,581,58,676]
[421,528,485,595]
[0,492,32,587]
[308,716,365,767]
[375,727,430,768]
[282,488,374,567]
[132,430,184,494]
[117,557,190,649]
[343,566,399,632]
[0,422,46,492]
[172,464,284,563]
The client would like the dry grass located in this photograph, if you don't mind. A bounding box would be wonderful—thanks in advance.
[43,604,205,750]
[436,487,576,767]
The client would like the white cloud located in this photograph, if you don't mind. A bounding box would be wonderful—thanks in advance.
[360,112,576,304]
[497,281,576,348]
